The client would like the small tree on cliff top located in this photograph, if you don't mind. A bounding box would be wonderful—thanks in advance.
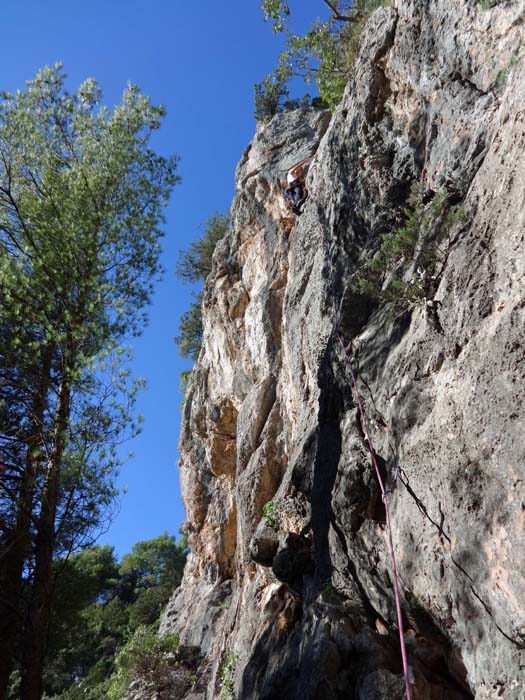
[258,0,390,112]
[0,64,178,698]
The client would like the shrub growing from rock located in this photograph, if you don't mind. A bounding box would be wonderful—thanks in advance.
[107,626,180,700]
[354,185,465,314]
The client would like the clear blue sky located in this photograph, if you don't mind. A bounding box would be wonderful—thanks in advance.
[1,0,324,559]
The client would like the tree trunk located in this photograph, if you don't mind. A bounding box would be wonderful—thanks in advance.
[0,350,52,700]
[20,376,71,700]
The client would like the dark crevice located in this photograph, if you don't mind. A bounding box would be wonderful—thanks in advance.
[339,361,387,523]
[448,70,489,99]
[426,302,445,334]
[329,514,389,629]
[310,350,343,587]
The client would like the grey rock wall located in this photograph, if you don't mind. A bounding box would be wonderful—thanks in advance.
[159,2,525,699]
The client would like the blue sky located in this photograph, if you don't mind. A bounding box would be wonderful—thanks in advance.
[2,0,324,559]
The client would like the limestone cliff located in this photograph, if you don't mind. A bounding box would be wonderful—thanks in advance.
[161,2,525,698]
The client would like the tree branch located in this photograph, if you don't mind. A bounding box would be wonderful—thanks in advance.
[322,0,362,22]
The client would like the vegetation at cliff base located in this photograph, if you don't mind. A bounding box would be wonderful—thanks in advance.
[107,626,181,700]
[20,533,187,700]
[0,64,178,698]
[256,0,392,116]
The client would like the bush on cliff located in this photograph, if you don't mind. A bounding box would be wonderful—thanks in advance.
[107,626,180,700]
[174,292,204,361]
[176,213,229,284]
[258,0,392,111]
[254,74,289,121]
[354,184,465,313]
[254,77,327,121]
[175,213,229,364]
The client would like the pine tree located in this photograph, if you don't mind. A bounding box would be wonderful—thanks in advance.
[175,212,229,361]
[0,64,179,698]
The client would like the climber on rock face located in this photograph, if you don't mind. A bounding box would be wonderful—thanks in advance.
[284,155,314,215]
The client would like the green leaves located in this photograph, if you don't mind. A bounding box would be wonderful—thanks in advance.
[42,535,187,699]
[354,185,465,314]
[0,66,180,690]
[262,500,277,527]
[107,626,180,700]
[0,65,179,354]
[176,212,228,284]
[254,75,289,122]
[258,0,390,113]
[119,532,187,590]
[262,0,290,33]
[175,212,229,361]
[219,649,238,700]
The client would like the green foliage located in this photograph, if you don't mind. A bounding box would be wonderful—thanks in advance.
[217,595,232,609]
[283,94,314,111]
[128,586,173,630]
[312,95,329,109]
[175,213,229,363]
[321,579,345,605]
[0,61,176,550]
[0,64,179,350]
[7,671,21,700]
[495,50,523,90]
[176,213,229,284]
[254,75,289,122]
[219,649,238,700]
[0,66,177,524]
[107,626,180,700]
[254,78,327,121]
[120,532,186,590]
[41,534,187,700]
[262,0,290,33]
[262,500,277,527]
[354,185,465,313]
[179,369,192,410]
[322,579,335,594]
[0,64,179,691]
[57,545,119,597]
[259,0,391,112]
[476,0,502,8]
[174,292,204,360]
[179,370,192,397]
[44,545,120,678]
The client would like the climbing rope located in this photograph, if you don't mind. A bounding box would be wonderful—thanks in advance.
[336,334,412,700]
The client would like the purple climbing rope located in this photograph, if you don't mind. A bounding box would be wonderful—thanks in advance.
[337,334,412,700]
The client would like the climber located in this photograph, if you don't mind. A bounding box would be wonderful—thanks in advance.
[284,155,314,215]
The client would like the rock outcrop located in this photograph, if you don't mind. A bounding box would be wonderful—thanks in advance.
[161,1,525,698]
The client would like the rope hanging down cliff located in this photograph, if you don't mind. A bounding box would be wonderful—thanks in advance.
[336,334,412,700]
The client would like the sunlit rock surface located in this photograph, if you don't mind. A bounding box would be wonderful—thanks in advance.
[158,2,525,698]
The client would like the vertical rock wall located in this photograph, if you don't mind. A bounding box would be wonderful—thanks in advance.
[161,2,525,698]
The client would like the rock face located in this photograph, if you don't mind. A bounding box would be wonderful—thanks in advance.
[161,2,525,699]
